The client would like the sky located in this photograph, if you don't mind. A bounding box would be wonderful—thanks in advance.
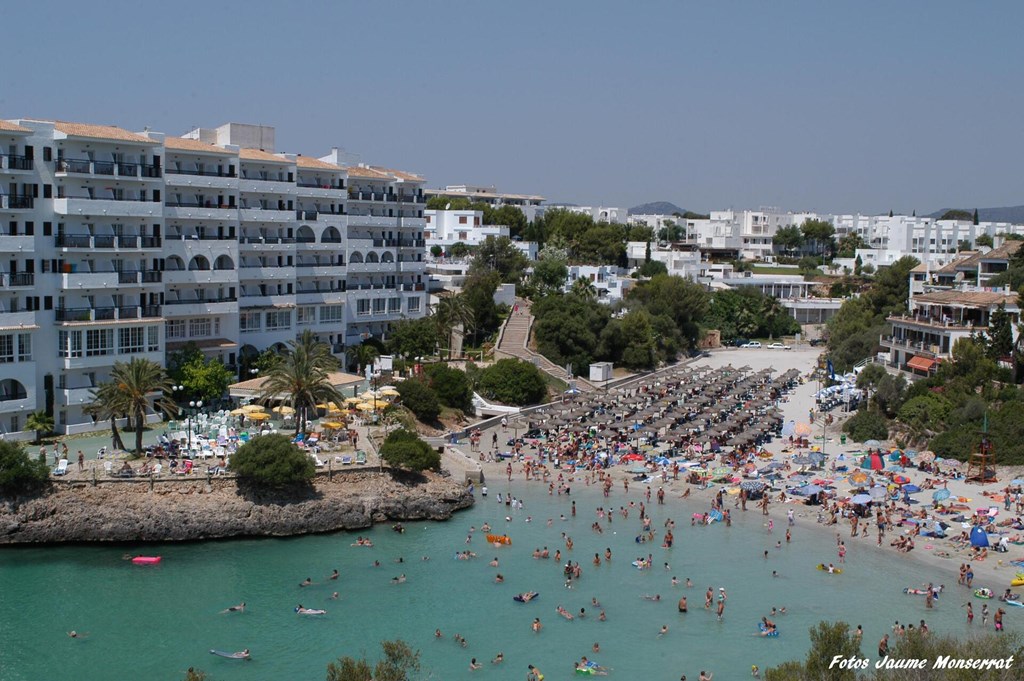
[3,0,1022,215]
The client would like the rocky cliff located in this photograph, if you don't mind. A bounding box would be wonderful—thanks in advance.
[0,471,473,544]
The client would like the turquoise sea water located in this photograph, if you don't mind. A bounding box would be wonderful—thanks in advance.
[0,479,994,681]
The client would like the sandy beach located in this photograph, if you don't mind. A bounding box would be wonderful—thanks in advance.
[459,346,1024,600]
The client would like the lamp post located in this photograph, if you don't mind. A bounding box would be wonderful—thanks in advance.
[187,400,203,450]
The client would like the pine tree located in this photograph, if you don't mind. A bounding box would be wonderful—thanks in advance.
[973,208,979,225]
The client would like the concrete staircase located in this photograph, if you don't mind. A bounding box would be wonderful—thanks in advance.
[495,298,595,392]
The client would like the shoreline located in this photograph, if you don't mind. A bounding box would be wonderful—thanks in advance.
[0,470,474,545]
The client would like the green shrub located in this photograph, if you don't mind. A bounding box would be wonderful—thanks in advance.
[229,433,315,487]
[395,378,441,423]
[380,430,440,471]
[477,358,548,406]
[0,440,50,497]
[424,364,473,412]
[842,407,889,442]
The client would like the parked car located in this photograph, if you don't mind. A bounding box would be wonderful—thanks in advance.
[766,342,791,350]
[740,341,762,349]
[732,338,750,347]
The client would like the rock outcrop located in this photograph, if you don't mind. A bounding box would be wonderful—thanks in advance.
[0,471,473,544]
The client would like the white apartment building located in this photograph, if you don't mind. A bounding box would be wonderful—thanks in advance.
[565,265,634,303]
[0,119,427,438]
[682,209,818,261]
[544,204,627,224]
[424,184,545,222]
[424,209,509,249]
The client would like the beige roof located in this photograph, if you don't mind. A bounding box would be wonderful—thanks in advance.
[981,240,1023,261]
[370,166,424,182]
[296,155,344,171]
[51,121,155,144]
[164,136,236,156]
[346,165,392,179]
[239,148,293,164]
[0,120,30,133]
[910,263,929,273]
[914,289,1018,308]
[425,187,545,202]
[229,371,364,397]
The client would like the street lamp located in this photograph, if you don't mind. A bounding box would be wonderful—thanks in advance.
[187,400,203,450]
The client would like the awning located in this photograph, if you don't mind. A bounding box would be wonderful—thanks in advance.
[906,356,936,372]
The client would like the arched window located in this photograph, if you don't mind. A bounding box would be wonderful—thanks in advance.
[188,255,211,271]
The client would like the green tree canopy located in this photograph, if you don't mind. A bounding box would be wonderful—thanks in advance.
[0,440,50,496]
[976,233,994,248]
[395,378,441,423]
[477,358,548,406]
[379,430,440,472]
[529,246,569,296]
[470,236,529,284]
[168,343,233,403]
[626,274,709,348]
[800,218,836,258]
[637,259,668,278]
[24,410,54,445]
[326,639,421,681]
[533,293,611,375]
[388,317,439,361]
[229,433,315,488]
[482,205,527,237]
[772,224,804,253]
[461,269,502,346]
[258,330,344,435]
[939,208,974,221]
[424,363,474,413]
[111,357,179,455]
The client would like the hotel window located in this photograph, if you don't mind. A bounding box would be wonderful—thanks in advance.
[240,311,261,332]
[408,297,420,312]
[458,216,467,224]
[85,329,114,357]
[297,306,316,326]
[372,299,386,314]
[388,297,401,313]
[59,330,83,358]
[0,335,13,363]
[166,320,186,339]
[357,299,371,316]
[148,326,159,352]
[189,318,212,338]
[17,333,32,361]
[265,310,292,331]
[319,305,344,323]
[119,327,145,354]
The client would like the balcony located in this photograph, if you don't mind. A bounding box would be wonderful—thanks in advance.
[400,282,427,292]
[0,194,33,210]
[61,272,120,290]
[116,271,164,285]
[166,167,237,178]
[163,298,238,317]
[347,261,396,274]
[879,335,942,357]
[54,234,162,249]
[238,207,295,223]
[165,171,239,191]
[165,232,238,242]
[0,155,33,172]
[61,386,98,406]
[162,269,237,285]
[346,214,406,228]
[887,314,981,331]
[164,203,238,221]
[238,178,294,194]
[53,197,162,218]
[55,306,162,323]
[237,265,295,280]
[296,290,345,305]
[0,273,34,288]
[295,263,346,277]
[54,158,161,179]
[296,210,319,221]
[0,235,33,253]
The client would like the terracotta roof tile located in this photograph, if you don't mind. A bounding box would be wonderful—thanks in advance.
[0,120,30,133]
[914,289,1018,307]
[164,136,236,156]
[239,148,293,164]
[369,166,424,182]
[981,240,1023,261]
[296,155,343,171]
[51,121,154,144]
[345,165,392,179]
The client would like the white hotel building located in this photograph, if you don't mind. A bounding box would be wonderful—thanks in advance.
[0,119,426,437]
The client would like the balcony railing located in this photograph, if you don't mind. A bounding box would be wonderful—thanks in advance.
[55,234,161,249]
[239,236,296,244]
[164,296,237,305]
[297,210,318,221]
[54,158,161,178]
[1,155,33,171]
[0,390,28,402]
[1,195,34,209]
[55,305,161,322]
[0,273,34,287]
[166,232,236,241]
[117,305,139,319]
[400,283,426,291]
[168,168,236,178]
[117,271,164,285]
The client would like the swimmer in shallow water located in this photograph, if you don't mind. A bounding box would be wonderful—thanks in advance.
[221,602,246,613]
[299,577,312,587]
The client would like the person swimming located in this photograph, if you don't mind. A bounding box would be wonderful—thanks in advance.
[299,577,312,587]
[221,602,246,613]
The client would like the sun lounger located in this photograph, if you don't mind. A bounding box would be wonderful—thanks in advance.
[104,461,114,476]
[355,451,367,465]
[312,454,326,468]
[341,455,353,465]
[53,459,69,476]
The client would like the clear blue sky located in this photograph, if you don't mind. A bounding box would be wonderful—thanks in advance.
[3,0,1021,214]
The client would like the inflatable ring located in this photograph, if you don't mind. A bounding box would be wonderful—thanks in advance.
[486,535,512,545]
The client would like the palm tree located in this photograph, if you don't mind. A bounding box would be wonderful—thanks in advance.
[433,294,474,358]
[258,330,344,435]
[85,382,128,451]
[571,277,598,301]
[110,358,178,455]
[353,343,380,376]
[24,410,54,445]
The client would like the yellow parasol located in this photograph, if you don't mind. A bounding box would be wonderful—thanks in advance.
[229,408,246,416]
[327,403,346,413]
[247,412,270,421]
[272,405,295,414]
[344,397,363,405]
[321,421,343,430]
[242,404,266,413]
[380,388,400,397]
[356,402,378,411]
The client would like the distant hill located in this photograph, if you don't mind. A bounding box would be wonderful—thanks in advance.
[629,201,687,216]
[926,205,1024,224]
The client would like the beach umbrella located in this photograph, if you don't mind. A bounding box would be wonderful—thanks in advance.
[932,489,951,502]
[808,452,825,464]
[272,405,295,414]
[892,474,911,485]
[868,486,888,499]
[380,388,400,397]
[355,402,377,411]
[847,471,871,486]
[344,397,363,405]
[794,422,812,437]
[321,421,343,430]
[902,484,921,494]
[1012,479,1024,487]
[242,404,265,413]
[792,455,813,465]
[740,480,766,492]
[246,412,270,421]
[229,408,246,416]
[850,494,873,505]
[863,439,881,448]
